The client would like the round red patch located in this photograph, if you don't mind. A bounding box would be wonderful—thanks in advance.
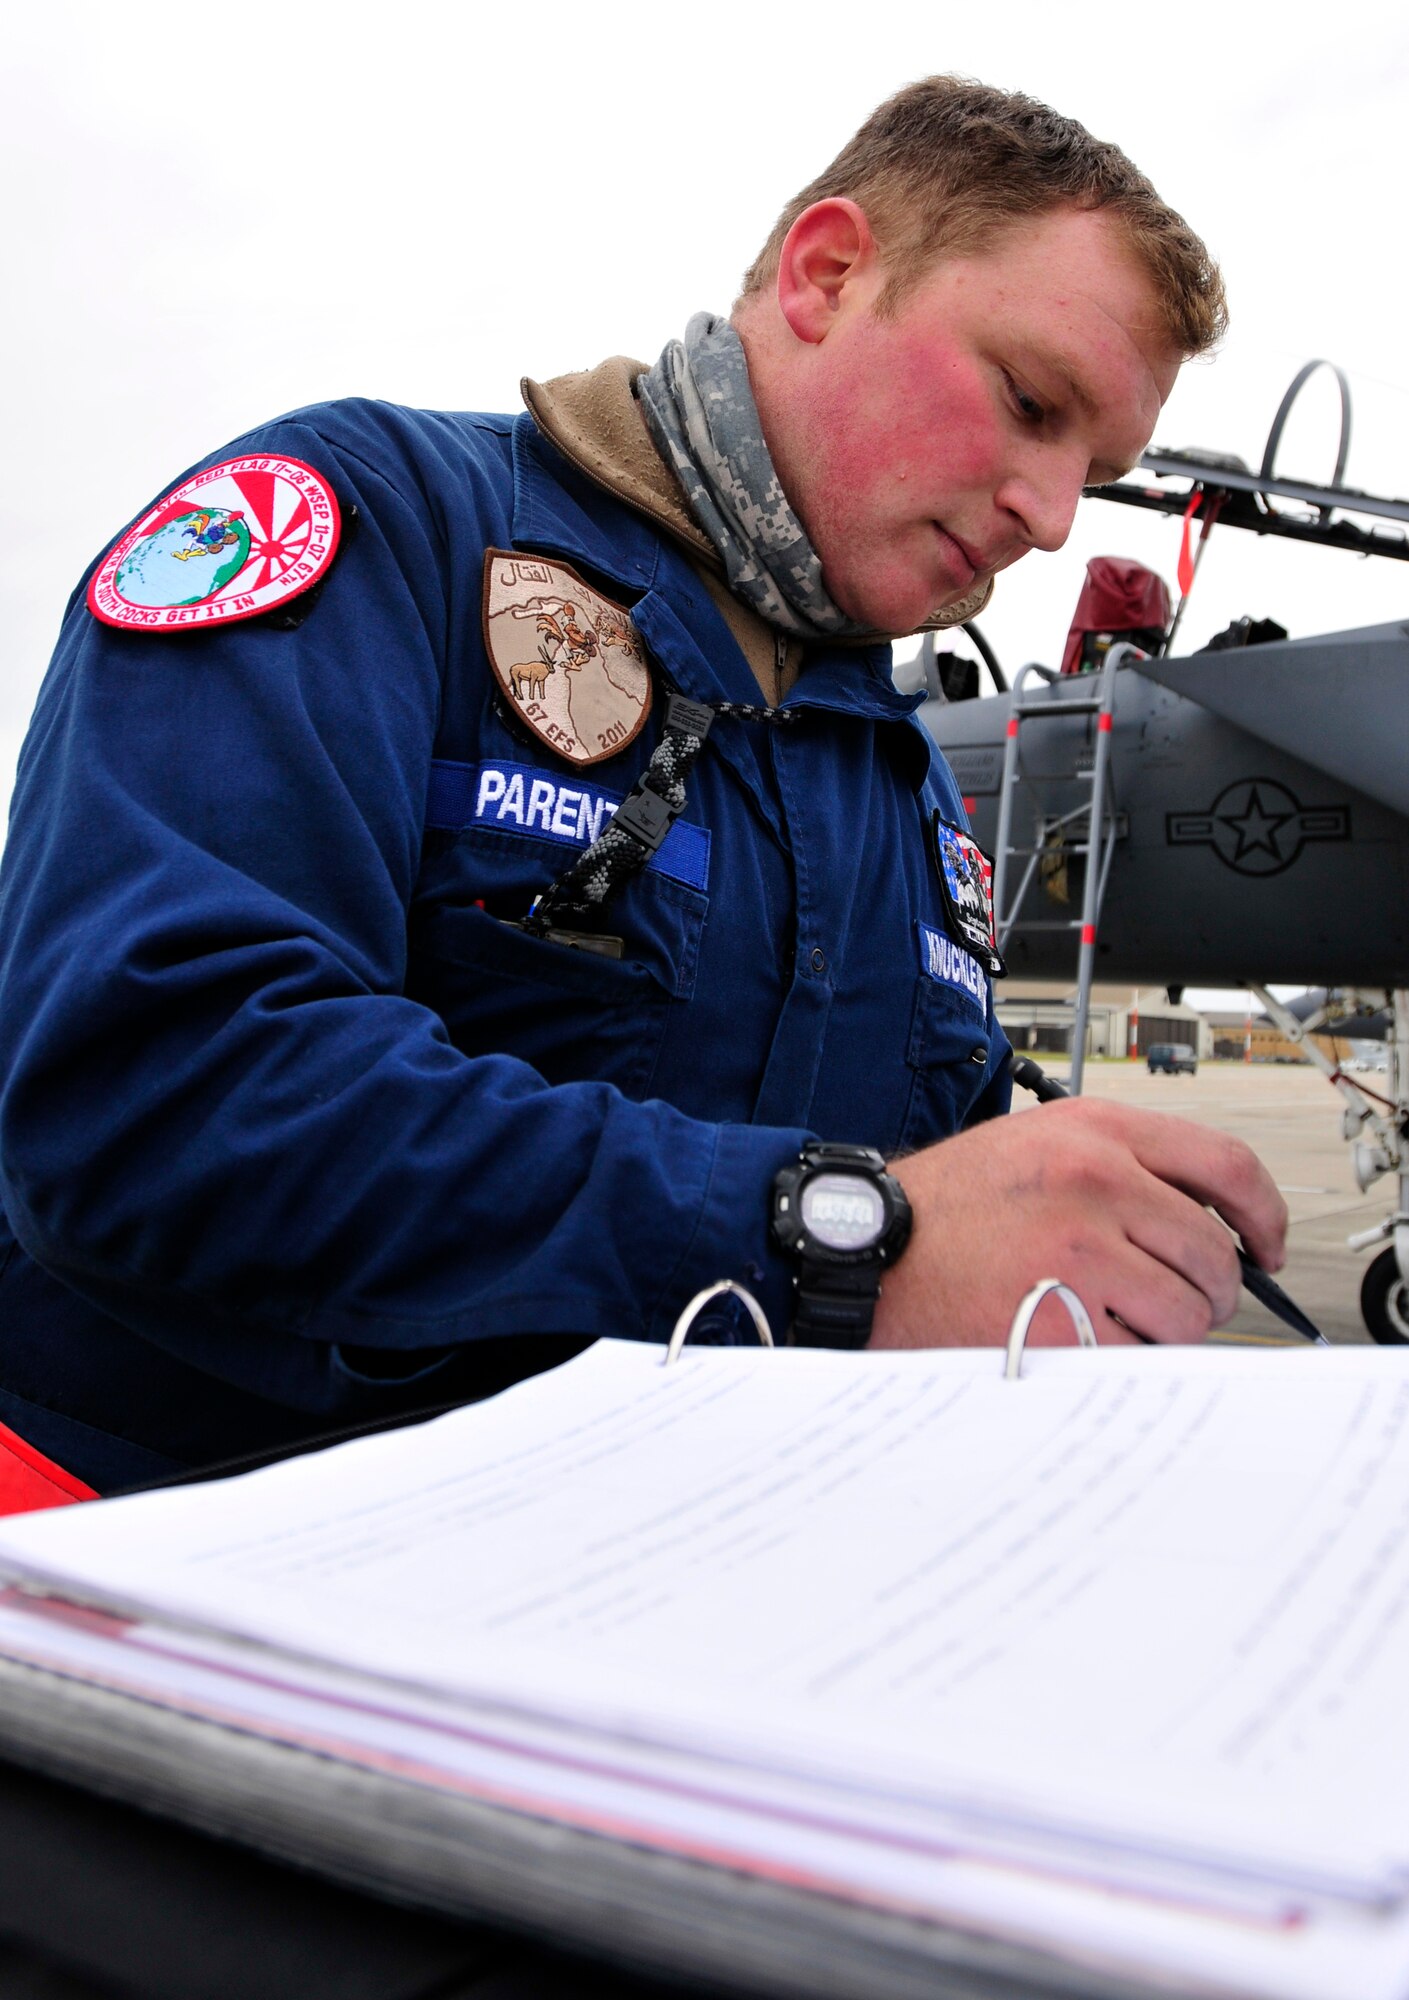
[87,454,341,632]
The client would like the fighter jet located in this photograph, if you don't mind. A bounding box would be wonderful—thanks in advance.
[918,362,1409,1343]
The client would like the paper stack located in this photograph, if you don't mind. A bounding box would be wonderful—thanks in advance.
[1,1339,1408,2000]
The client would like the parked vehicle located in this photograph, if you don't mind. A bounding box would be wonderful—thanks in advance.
[1147,1042,1198,1075]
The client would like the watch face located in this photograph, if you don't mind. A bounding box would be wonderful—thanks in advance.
[799,1172,887,1252]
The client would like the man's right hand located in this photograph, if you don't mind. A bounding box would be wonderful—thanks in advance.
[870,1098,1287,1350]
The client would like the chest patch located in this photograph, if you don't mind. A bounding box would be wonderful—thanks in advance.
[483,551,651,767]
[931,814,1005,976]
[917,923,988,1014]
[87,455,341,631]
[426,758,710,893]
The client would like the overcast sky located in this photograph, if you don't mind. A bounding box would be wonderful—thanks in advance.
[5,0,1407,1007]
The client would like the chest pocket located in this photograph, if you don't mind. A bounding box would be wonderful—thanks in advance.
[895,929,993,1152]
[410,828,707,1104]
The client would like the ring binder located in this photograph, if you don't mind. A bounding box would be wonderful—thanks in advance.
[666,1033,1318,1371]
[664,1275,1098,1374]
[2,1336,1405,2000]
[1003,1279,1099,1379]
[664,1281,774,1364]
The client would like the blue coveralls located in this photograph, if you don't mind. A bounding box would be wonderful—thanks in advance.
[0,398,1011,1492]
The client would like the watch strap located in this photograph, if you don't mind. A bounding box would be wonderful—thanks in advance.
[790,1259,885,1349]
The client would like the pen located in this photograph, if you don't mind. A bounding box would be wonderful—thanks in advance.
[1008,1055,1331,1345]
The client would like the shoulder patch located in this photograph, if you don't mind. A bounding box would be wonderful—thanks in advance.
[87,454,341,631]
[930,813,1006,977]
[483,550,650,767]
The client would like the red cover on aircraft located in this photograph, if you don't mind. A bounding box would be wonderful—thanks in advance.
[1060,557,1171,675]
[0,1421,96,1516]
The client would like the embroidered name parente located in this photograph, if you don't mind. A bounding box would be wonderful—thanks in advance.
[426,759,710,894]
[918,923,988,1010]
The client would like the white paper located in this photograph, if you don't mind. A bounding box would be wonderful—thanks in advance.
[5,1340,1409,1997]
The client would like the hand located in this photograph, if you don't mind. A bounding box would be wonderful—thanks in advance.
[870,1098,1287,1349]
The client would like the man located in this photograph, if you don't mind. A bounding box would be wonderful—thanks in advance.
[0,79,1285,1493]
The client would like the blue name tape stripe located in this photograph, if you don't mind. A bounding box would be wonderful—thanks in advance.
[917,922,988,1010]
[426,760,710,894]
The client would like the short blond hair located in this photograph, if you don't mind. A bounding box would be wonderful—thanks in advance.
[741,77,1226,356]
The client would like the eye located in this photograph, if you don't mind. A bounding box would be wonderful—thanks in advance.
[1003,371,1047,424]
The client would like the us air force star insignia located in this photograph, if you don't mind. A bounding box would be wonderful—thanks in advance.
[483,551,651,767]
[1166,778,1351,878]
[931,814,1006,977]
[88,456,342,631]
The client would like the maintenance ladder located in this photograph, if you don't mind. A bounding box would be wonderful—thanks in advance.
[990,644,1125,1095]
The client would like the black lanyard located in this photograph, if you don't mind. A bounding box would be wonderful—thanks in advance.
[520,690,796,948]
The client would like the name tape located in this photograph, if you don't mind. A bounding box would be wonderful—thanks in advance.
[426,760,710,893]
[918,922,988,1011]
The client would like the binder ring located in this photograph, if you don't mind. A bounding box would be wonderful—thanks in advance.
[664,1282,774,1365]
[1004,1279,1099,1379]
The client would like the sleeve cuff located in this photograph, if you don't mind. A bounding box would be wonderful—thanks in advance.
[649,1119,813,1348]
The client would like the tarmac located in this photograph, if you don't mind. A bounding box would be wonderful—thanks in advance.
[1009,1059,1399,1346]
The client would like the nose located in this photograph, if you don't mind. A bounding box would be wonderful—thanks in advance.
[995,454,1086,555]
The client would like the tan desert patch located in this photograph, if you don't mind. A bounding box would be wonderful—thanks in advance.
[483,551,651,767]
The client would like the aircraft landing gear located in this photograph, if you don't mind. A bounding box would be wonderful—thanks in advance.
[1362,1248,1409,1345]
[1354,989,1409,1342]
[1251,984,1409,1343]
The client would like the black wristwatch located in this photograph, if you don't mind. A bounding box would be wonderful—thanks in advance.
[771,1142,913,1349]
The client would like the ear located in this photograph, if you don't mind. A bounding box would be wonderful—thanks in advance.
[775,198,878,344]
